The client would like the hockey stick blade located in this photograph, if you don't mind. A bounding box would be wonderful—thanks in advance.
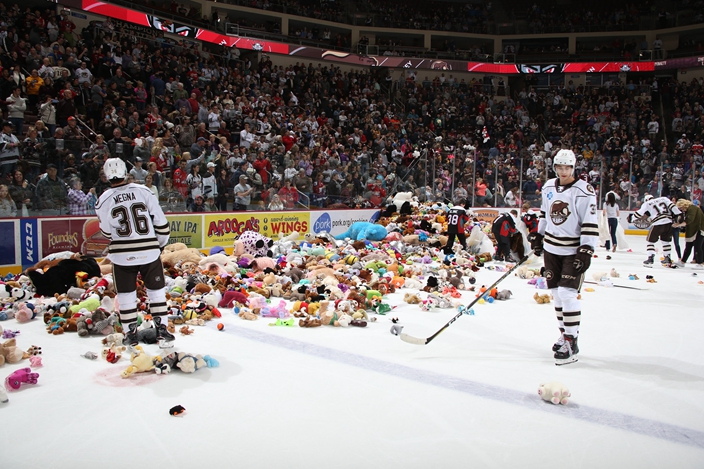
[582,280,649,291]
[400,252,534,345]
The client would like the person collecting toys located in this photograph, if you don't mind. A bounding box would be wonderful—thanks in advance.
[529,149,599,365]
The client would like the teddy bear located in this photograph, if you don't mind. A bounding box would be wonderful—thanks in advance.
[238,307,258,321]
[538,381,571,405]
[404,293,422,304]
[102,333,125,348]
[234,231,274,258]
[533,292,551,304]
[270,231,299,258]
[160,243,204,269]
[268,283,284,297]
[516,266,538,280]
[198,253,233,275]
[298,316,322,327]
[0,338,26,366]
[26,255,102,297]
[247,294,267,315]
[403,278,423,290]
[335,222,388,242]
[495,289,513,300]
[121,345,158,378]
[76,309,108,337]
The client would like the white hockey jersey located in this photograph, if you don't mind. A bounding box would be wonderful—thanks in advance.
[633,196,681,226]
[95,183,170,266]
[538,178,599,256]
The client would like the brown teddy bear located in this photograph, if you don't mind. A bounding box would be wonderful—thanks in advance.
[161,243,204,268]
[404,293,422,304]
[533,292,551,304]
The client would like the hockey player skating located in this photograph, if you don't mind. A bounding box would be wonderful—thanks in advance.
[528,149,598,365]
[95,158,175,348]
[627,194,683,267]
[444,201,471,255]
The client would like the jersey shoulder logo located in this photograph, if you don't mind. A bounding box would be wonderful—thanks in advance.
[550,200,571,225]
[586,184,595,194]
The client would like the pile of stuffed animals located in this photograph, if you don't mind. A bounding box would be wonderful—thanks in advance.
[0,196,565,389]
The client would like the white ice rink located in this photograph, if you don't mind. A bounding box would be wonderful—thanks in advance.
[1,235,703,469]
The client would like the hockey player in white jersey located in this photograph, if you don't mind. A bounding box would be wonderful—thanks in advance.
[95,158,175,348]
[627,194,683,267]
[528,150,599,365]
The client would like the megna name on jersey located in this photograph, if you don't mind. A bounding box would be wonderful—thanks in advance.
[113,192,137,204]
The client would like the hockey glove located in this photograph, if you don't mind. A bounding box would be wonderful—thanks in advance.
[573,245,594,274]
[528,233,544,256]
[627,213,635,223]
[674,212,685,225]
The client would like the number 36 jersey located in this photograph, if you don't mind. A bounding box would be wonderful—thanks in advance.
[538,178,599,256]
[96,183,170,266]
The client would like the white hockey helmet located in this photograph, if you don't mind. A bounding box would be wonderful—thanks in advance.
[643,194,653,203]
[103,158,127,181]
[553,149,576,173]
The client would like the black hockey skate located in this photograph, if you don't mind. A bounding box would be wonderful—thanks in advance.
[154,316,175,349]
[661,255,673,268]
[122,323,139,347]
[643,255,655,268]
[552,333,565,352]
[554,335,578,366]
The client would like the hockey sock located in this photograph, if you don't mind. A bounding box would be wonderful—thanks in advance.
[146,288,168,319]
[662,242,672,258]
[117,292,139,329]
[558,286,580,339]
[562,312,581,338]
[646,243,655,255]
[554,307,565,332]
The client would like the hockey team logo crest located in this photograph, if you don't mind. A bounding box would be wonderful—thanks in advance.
[550,201,571,225]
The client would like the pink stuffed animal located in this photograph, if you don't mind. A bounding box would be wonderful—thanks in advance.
[5,368,39,391]
[29,356,42,368]
[14,303,36,323]
[268,300,290,319]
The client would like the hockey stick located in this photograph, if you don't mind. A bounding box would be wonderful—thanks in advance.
[400,251,534,345]
[582,280,649,291]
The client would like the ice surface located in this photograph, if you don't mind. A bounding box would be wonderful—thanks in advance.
[1,235,703,469]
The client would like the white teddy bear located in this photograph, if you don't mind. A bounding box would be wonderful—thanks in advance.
[538,381,571,405]
[392,191,414,208]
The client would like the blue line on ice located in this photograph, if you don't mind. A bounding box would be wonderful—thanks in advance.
[229,325,704,449]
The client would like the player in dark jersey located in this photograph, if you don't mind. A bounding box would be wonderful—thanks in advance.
[444,202,471,255]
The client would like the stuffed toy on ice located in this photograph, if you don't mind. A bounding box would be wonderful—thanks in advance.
[121,345,158,378]
[155,351,218,373]
[538,381,571,405]
[234,231,274,258]
[335,222,387,242]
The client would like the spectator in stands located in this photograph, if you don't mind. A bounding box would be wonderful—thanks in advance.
[129,157,148,184]
[278,178,299,209]
[143,173,159,200]
[233,174,253,210]
[0,121,20,178]
[268,194,284,211]
[6,87,26,133]
[66,178,96,215]
[0,183,17,217]
[9,169,36,215]
[160,177,186,213]
[35,164,68,215]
